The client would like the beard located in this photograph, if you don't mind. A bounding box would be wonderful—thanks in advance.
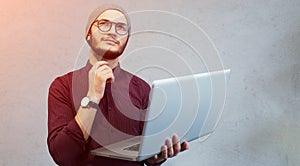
[88,36,128,60]
[102,47,125,60]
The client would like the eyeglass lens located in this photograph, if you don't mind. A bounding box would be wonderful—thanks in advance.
[97,19,128,35]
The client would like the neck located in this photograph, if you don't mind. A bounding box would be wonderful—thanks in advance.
[89,49,119,69]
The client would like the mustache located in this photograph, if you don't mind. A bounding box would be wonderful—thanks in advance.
[102,37,120,44]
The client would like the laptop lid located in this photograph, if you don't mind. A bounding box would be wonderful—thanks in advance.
[137,69,231,160]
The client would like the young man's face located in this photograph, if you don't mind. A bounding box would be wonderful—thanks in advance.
[87,9,129,59]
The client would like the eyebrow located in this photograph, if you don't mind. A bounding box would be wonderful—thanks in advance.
[97,19,128,25]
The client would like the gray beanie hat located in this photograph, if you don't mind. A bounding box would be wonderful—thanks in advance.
[85,4,131,39]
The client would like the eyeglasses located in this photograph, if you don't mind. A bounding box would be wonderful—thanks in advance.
[93,19,129,35]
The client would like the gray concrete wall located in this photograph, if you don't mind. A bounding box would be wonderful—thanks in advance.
[0,0,299,165]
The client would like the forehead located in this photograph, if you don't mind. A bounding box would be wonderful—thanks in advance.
[96,9,128,24]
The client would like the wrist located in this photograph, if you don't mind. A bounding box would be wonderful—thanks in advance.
[86,93,100,103]
[80,96,99,110]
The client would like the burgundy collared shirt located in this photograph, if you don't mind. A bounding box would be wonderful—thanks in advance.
[47,62,152,166]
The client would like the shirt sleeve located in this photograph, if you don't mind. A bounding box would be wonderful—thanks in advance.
[47,76,87,165]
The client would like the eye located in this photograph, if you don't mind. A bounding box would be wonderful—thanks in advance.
[98,20,110,27]
[96,19,111,32]
[116,23,128,34]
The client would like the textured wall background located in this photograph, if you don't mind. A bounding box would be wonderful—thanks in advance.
[0,0,299,165]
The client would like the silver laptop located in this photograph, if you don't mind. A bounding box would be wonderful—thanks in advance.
[91,69,231,161]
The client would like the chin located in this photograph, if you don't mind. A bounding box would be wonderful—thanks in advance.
[102,50,122,60]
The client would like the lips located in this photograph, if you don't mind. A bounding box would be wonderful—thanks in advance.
[102,38,119,45]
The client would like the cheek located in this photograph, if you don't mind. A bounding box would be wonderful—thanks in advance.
[91,32,102,41]
[118,36,128,47]
[90,34,103,46]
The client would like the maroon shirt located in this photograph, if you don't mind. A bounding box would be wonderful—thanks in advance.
[47,62,155,166]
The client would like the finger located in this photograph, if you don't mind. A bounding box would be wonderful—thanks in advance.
[102,69,115,82]
[172,135,181,155]
[106,74,115,83]
[165,138,174,157]
[92,61,109,70]
[96,67,113,76]
[95,67,115,82]
[153,154,159,160]
[160,145,168,159]
[89,61,109,77]
[180,141,190,151]
[96,64,112,72]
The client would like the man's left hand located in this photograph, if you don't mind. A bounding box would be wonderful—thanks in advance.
[146,134,189,164]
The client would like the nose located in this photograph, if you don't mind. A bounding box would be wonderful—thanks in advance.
[107,24,117,36]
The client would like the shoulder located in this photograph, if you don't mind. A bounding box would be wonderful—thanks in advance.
[49,72,73,92]
[49,66,87,93]
[130,75,151,92]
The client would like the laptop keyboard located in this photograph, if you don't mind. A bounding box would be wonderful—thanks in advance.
[123,143,140,151]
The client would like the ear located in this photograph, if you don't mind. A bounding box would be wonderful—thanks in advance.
[86,34,91,40]
[86,28,92,41]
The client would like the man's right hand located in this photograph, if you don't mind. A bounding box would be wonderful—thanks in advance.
[87,61,115,103]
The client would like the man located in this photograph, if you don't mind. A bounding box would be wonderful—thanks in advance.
[47,4,189,166]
